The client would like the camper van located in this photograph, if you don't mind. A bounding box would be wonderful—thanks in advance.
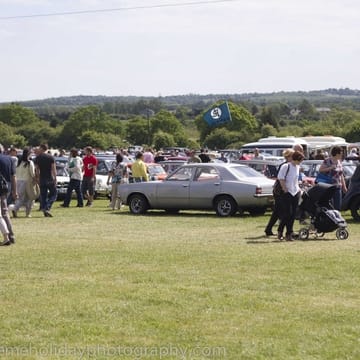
[300,136,349,158]
[240,136,309,159]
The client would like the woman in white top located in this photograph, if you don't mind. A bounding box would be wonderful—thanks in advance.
[107,153,129,210]
[12,147,36,218]
[277,150,305,241]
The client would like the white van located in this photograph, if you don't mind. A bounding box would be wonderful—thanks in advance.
[240,136,309,158]
[300,136,349,158]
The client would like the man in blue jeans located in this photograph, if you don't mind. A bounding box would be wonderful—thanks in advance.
[34,144,57,217]
[61,148,84,208]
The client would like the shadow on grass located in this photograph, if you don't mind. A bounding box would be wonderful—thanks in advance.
[105,209,252,218]
[246,234,339,244]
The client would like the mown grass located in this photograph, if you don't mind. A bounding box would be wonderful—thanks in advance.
[1,200,360,359]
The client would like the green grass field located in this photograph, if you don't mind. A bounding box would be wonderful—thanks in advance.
[1,200,359,360]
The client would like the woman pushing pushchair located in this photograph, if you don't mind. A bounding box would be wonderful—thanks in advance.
[276,150,305,241]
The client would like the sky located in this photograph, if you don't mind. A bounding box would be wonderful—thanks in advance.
[1,0,360,102]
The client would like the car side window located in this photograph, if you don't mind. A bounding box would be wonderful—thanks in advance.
[168,167,193,181]
[313,164,320,177]
[194,167,220,182]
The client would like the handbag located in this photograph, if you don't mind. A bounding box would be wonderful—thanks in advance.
[315,172,333,184]
[273,163,290,196]
[27,181,40,200]
[273,179,284,196]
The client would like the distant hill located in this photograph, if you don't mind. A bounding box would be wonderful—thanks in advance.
[3,88,360,109]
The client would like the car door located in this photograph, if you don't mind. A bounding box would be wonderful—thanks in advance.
[155,166,195,208]
[189,166,221,208]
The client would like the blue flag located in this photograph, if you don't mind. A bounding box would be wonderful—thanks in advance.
[203,102,232,127]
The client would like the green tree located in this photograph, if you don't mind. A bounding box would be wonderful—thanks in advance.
[203,128,241,149]
[18,122,59,147]
[126,110,187,146]
[125,117,148,146]
[195,102,258,144]
[150,110,186,144]
[59,105,124,148]
[260,124,277,138]
[0,122,26,148]
[79,131,108,149]
[258,106,279,129]
[0,103,39,127]
[153,131,176,149]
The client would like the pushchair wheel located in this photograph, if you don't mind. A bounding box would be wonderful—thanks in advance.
[298,228,309,240]
[336,228,349,240]
[315,232,325,238]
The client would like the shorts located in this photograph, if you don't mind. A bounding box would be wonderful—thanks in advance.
[82,176,95,196]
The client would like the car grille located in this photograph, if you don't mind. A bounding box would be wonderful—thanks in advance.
[57,181,69,194]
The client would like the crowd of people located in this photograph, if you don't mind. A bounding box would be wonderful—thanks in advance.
[0,142,354,246]
[264,144,348,241]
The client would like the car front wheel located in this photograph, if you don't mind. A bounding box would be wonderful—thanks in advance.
[214,195,237,217]
[128,194,149,215]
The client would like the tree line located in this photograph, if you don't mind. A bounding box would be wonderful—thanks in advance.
[1,90,360,151]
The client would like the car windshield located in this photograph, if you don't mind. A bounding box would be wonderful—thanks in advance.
[97,159,114,175]
[56,166,68,176]
[229,165,266,178]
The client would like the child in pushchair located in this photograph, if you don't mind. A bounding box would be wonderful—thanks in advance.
[298,183,349,240]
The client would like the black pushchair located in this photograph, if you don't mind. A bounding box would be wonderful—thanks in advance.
[298,183,349,240]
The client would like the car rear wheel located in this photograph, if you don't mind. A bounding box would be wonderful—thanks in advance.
[350,195,360,222]
[214,195,237,217]
[128,194,149,215]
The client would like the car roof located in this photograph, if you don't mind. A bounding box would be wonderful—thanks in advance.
[234,159,283,165]
[179,162,248,168]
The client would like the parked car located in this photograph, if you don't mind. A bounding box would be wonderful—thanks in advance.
[147,163,167,181]
[342,163,360,221]
[56,164,70,199]
[119,163,275,217]
[301,160,356,187]
[54,156,69,166]
[95,156,115,198]
[158,160,187,175]
[127,162,168,182]
[235,159,283,179]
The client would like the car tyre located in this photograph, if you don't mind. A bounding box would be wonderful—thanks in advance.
[129,194,149,215]
[214,195,237,217]
[350,195,360,222]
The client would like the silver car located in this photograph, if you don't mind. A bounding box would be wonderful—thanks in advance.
[119,163,275,217]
